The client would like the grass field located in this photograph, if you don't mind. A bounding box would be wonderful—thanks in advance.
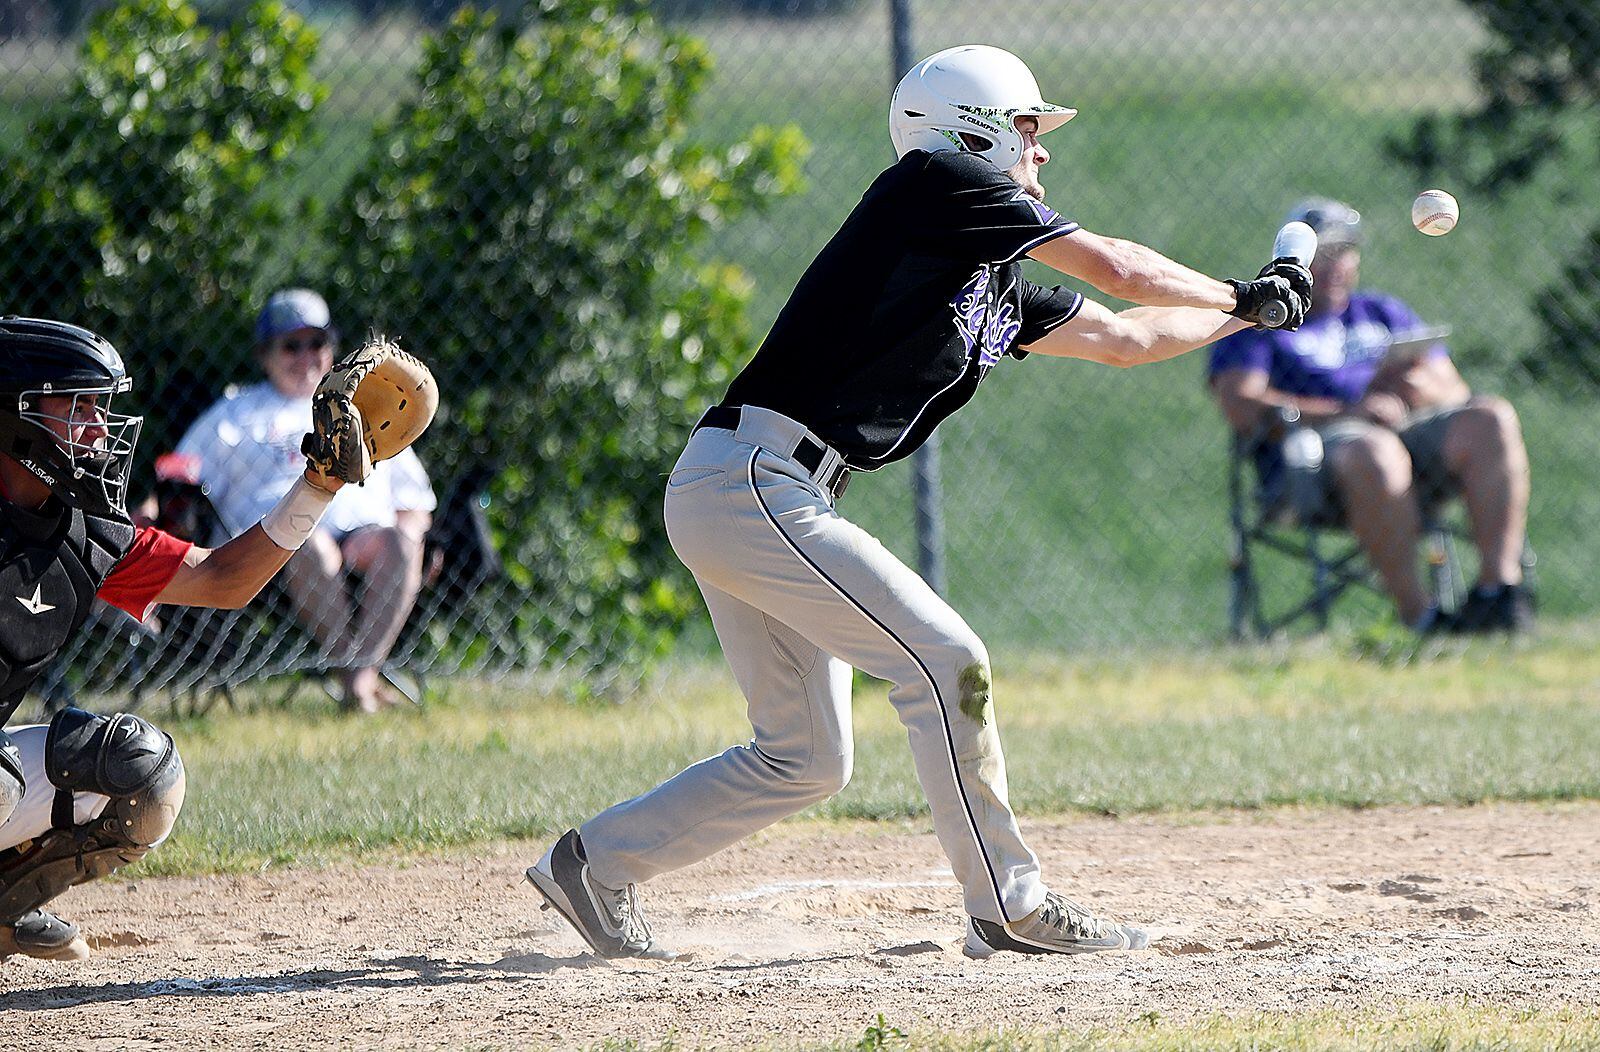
[807,1005,1600,1051]
[137,619,1600,877]
[2,0,1595,653]
[10,620,1584,1047]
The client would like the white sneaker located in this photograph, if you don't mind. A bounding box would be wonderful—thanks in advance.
[964,892,1148,958]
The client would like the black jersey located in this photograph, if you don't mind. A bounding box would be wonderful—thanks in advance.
[722,149,1083,469]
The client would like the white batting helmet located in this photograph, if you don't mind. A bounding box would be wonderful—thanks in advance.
[889,45,1076,168]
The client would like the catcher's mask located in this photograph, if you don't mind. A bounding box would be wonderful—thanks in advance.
[0,316,142,518]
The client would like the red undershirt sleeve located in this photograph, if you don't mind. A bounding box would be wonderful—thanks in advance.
[96,525,194,622]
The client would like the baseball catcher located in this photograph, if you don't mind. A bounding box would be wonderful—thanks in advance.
[526,44,1310,960]
[0,319,434,962]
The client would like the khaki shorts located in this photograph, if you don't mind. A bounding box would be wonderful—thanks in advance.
[1313,400,1470,511]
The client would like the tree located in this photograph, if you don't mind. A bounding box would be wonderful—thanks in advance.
[1390,0,1600,386]
[0,0,325,452]
[324,2,807,676]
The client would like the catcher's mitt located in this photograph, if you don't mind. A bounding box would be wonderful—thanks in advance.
[302,336,439,486]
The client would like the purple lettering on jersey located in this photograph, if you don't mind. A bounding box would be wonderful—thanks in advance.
[952,266,1024,367]
[952,267,991,356]
[1012,189,1058,225]
[980,302,1022,366]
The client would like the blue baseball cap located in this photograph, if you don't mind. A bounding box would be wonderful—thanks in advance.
[255,288,333,345]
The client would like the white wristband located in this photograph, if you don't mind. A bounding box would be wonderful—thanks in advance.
[261,476,335,551]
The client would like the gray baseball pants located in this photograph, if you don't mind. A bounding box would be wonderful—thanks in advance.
[581,406,1046,924]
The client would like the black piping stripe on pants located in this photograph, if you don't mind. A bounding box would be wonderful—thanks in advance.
[743,446,1012,923]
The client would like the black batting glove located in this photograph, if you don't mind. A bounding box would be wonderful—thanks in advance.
[1227,274,1309,331]
[1258,257,1313,301]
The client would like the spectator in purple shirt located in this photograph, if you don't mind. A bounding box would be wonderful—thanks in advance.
[1208,199,1532,633]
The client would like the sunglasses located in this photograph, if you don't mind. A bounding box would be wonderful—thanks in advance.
[278,334,331,355]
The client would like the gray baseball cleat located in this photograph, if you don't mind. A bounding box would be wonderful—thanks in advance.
[525,829,672,960]
[0,909,90,962]
[964,891,1149,958]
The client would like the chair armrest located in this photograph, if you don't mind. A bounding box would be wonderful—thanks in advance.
[1238,404,1302,455]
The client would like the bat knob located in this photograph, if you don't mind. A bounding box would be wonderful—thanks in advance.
[1260,299,1289,329]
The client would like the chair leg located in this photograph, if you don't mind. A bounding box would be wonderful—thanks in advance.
[1424,525,1463,614]
[278,674,314,710]
[380,665,428,707]
[1229,529,1255,641]
[1228,568,1251,641]
[1308,527,1333,630]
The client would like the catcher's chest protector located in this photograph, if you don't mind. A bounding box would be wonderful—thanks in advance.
[0,498,135,723]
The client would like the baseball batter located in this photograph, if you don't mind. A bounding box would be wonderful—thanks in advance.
[528,45,1313,959]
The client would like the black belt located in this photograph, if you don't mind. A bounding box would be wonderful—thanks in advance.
[694,405,851,501]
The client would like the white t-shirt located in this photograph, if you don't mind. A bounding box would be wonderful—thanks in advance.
[177,382,436,541]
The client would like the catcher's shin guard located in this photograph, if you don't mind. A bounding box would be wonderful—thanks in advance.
[0,708,185,923]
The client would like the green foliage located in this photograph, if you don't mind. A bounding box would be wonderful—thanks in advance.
[856,1014,908,1052]
[309,0,869,28]
[0,0,325,462]
[653,0,867,20]
[1533,226,1600,388]
[1390,0,1600,387]
[324,2,806,675]
[0,0,807,683]
[1390,0,1599,195]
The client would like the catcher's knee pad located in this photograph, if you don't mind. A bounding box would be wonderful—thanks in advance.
[0,708,185,922]
[0,730,23,829]
[46,707,186,846]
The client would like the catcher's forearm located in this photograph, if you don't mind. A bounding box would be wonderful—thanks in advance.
[153,525,295,609]
[153,471,341,609]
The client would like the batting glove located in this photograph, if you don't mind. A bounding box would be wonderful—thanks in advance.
[1227,274,1309,331]
[1258,257,1313,301]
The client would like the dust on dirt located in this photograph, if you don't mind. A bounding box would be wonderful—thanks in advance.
[4,803,1598,1050]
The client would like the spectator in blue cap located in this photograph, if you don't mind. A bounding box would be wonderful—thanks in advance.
[177,289,437,711]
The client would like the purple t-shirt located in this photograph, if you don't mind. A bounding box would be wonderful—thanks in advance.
[1207,291,1448,400]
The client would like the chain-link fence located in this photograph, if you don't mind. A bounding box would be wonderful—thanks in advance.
[6,0,1597,710]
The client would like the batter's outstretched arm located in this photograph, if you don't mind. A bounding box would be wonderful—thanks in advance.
[1024,296,1249,368]
[1029,229,1236,310]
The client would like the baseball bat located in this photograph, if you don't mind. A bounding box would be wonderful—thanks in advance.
[1259,221,1319,329]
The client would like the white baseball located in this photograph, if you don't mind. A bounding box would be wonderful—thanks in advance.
[1412,189,1459,236]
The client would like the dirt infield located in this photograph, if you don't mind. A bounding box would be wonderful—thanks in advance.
[5,803,1599,1050]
